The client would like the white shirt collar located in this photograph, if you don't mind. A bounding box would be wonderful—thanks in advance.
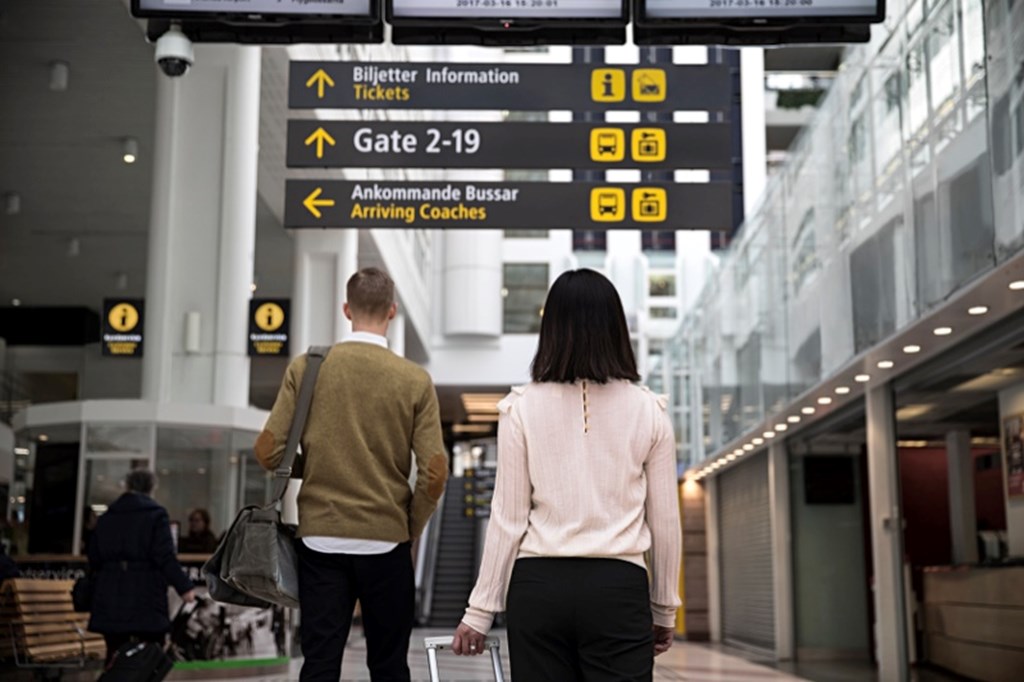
[343,331,389,349]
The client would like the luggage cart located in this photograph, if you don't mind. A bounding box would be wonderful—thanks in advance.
[423,635,505,682]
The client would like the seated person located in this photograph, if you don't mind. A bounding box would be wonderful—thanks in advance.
[178,508,219,554]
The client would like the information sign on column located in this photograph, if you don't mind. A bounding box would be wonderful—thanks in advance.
[102,299,145,357]
[249,299,290,357]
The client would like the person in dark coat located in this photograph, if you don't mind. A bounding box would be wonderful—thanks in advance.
[87,469,195,664]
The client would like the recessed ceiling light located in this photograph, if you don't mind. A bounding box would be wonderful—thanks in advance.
[787,415,801,423]
[733,449,744,456]
[3,192,20,215]
[878,360,895,369]
[726,454,737,461]
[835,386,851,394]
[933,327,953,336]
[752,437,764,445]
[11,298,21,307]
[38,434,49,442]
[775,423,788,431]
[903,345,921,354]
[818,397,833,405]
[1009,281,1024,291]
[122,137,138,164]
[764,431,776,438]
[801,406,816,415]
[743,443,755,451]
[968,306,989,315]
[855,374,871,382]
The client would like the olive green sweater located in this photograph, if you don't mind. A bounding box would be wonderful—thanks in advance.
[255,342,448,542]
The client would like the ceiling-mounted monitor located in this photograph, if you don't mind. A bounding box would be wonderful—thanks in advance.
[634,0,883,45]
[387,0,629,46]
[132,0,383,43]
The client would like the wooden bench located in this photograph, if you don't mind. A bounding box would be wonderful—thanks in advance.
[0,578,105,669]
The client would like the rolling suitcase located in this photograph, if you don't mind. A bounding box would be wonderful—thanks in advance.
[424,635,505,682]
[98,640,174,682]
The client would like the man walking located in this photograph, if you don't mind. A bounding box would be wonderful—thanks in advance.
[256,267,448,681]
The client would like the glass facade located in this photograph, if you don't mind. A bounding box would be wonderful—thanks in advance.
[666,0,1024,468]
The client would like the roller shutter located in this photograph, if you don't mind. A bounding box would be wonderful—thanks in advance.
[719,451,775,652]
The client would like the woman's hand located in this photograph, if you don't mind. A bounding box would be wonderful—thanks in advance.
[452,622,487,656]
[653,625,674,656]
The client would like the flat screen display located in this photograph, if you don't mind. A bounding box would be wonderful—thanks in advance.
[642,0,881,20]
[135,0,374,16]
[389,0,625,19]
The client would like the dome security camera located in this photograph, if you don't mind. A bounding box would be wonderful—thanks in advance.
[154,24,194,78]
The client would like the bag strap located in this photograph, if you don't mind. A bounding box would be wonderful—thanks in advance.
[272,345,330,502]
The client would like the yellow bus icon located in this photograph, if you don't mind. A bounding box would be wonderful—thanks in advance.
[590,128,625,162]
[591,188,626,222]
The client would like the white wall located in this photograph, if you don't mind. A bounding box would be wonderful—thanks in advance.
[998,383,1024,557]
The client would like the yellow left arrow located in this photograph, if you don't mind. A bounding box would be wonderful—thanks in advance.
[305,68,335,99]
[304,127,337,160]
[303,187,335,219]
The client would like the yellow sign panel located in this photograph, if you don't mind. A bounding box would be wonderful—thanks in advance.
[590,128,625,162]
[633,69,667,102]
[254,303,286,332]
[590,188,626,222]
[632,187,667,222]
[591,69,626,103]
[107,303,140,333]
[632,128,667,163]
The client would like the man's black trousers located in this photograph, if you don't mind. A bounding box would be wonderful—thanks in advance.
[506,557,655,682]
[296,540,414,682]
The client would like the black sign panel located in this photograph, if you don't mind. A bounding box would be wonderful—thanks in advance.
[249,299,290,357]
[288,61,732,111]
[133,0,375,17]
[102,299,144,358]
[287,120,731,170]
[389,0,625,19]
[639,0,883,21]
[285,179,732,231]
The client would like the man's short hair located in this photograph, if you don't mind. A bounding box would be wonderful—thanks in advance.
[346,267,395,319]
[125,468,156,495]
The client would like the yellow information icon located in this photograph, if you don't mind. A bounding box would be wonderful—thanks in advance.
[108,303,140,333]
[632,188,667,222]
[254,303,286,332]
[590,128,625,162]
[591,188,626,223]
[591,69,626,103]
[632,128,667,163]
[632,69,667,103]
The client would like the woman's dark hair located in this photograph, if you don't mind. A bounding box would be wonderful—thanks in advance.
[190,508,211,529]
[531,269,640,384]
[125,468,156,495]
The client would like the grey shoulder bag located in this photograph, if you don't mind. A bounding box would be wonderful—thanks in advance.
[203,345,330,609]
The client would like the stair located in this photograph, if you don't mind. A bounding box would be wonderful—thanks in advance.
[425,479,478,628]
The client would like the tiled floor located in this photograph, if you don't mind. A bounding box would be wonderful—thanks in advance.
[191,628,810,681]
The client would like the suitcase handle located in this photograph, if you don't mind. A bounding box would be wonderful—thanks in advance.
[424,636,505,682]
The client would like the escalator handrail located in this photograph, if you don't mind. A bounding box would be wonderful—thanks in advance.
[415,488,445,624]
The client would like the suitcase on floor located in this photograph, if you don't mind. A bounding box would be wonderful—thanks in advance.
[424,635,505,682]
[98,641,174,682]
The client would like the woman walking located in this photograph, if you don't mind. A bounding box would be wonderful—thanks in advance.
[453,269,682,681]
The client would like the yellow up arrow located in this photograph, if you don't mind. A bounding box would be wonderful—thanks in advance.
[305,68,335,99]
[303,187,335,219]
[304,127,336,160]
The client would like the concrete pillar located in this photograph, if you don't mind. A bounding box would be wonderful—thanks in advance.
[739,48,767,215]
[291,229,359,356]
[388,311,406,357]
[865,383,909,682]
[705,475,722,643]
[946,430,979,564]
[142,45,261,407]
[768,440,794,660]
[443,231,502,337]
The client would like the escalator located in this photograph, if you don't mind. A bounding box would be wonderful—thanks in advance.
[416,478,479,627]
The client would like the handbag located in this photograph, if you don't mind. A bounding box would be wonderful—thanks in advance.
[71,572,94,612]
[202,346,329,609]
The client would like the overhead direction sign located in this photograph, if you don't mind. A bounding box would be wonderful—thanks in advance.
[641,0,883,20]
[286,121,732,170]
[285,180,732,231]
[288,61,732,111]
[389,0,624,18]
[133,0,375,17]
